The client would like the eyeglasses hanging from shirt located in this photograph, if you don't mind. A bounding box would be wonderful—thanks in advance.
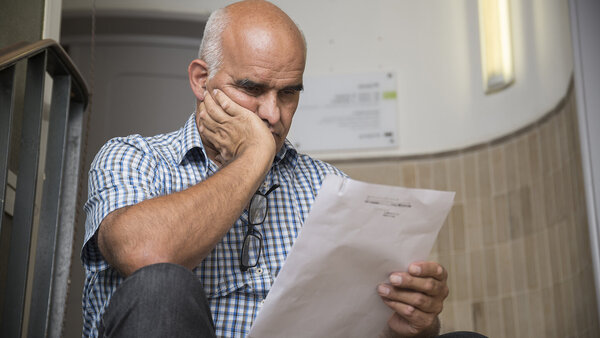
[240,184,280,271]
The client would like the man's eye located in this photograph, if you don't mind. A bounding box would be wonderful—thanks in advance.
[243,87,262,96]
[280,89,298,96]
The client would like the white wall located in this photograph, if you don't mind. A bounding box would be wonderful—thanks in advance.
[62,0,574,159]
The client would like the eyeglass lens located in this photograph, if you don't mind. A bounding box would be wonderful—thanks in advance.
[249,194,267,224]
[241,231,261,268]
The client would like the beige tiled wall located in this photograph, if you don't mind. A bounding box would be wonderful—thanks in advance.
[332,83,599,337]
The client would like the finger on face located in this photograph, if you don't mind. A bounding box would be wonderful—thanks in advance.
[198,109,218,134]
[198,101,219,133]
[203,91,229,123]
[377,283,444,314]
[212,89,242,117]
[197,113,219,139]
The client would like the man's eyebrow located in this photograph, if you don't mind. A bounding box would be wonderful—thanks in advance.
[234,79,303,92]
[235,79,266,90]
[282,83,304,92]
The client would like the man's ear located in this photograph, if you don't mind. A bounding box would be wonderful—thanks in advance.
[188,59,209,101]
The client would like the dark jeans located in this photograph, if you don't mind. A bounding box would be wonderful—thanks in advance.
[98,263,216,338]
[98,263,486,338]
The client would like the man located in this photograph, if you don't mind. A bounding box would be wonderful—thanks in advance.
[82,1,449,337]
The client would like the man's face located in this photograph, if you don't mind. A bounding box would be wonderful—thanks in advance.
[205,26,306,152]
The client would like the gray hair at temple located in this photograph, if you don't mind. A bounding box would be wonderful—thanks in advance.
[198,8,229,79]
[197,6,308,79]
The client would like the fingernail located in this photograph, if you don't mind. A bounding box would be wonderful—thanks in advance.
[390,275,402,285]
[409,265,421,275]
[377,285,390,296]
[213,89,218,96]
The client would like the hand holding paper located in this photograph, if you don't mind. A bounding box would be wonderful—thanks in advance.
[248,175,454,338]
[378,261,449,337]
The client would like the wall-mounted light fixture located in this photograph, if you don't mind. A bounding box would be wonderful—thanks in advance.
[478,0,514,94]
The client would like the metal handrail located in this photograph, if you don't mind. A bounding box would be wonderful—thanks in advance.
[0,38,89,338]
[0,39,89,109]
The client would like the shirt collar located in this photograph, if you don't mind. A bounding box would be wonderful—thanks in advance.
[176,113,207,165]
[274,139,298,167]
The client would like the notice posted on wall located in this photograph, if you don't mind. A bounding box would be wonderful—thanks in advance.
[288,72,398,153]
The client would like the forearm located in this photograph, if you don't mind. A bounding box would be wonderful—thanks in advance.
[98,149,272,276]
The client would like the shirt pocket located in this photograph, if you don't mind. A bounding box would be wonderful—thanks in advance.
[198,261,248,299]
[197,224,248,298]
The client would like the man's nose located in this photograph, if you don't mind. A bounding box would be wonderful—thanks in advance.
[257,91,280,125]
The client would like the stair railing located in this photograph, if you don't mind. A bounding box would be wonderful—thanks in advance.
[0,39,89,338]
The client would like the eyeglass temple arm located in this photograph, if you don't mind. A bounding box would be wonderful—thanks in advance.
[264,184,280,196]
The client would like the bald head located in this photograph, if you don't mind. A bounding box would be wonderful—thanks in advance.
[199,0,306,78]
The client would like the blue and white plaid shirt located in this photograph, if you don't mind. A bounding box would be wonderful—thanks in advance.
[82,113,344,337]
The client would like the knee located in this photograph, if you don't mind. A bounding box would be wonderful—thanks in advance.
[102,263,214,337]
[129,263,197,287]
[117,263,204,305]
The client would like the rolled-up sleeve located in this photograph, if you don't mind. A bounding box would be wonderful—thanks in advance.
[82,135,161,272]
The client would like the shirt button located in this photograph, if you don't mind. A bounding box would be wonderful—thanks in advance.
[256,268,263,274]
[260,299,265,305]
